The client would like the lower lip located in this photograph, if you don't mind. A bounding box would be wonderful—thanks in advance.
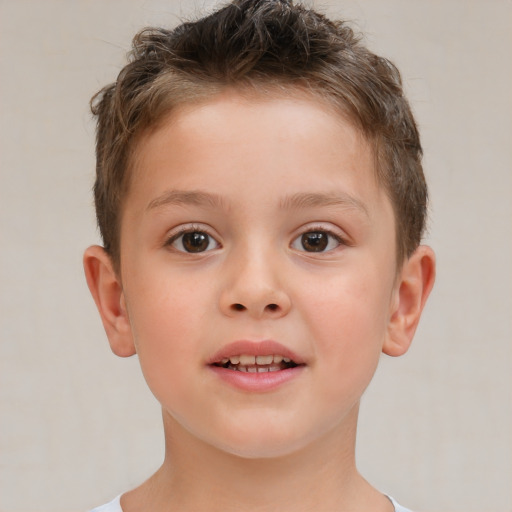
[208,365,305,392]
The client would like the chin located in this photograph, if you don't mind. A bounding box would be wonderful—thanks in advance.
[222,441,301,460]
[204,422,318,460]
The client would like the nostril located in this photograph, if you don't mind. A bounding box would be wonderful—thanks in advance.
[228,302,282,314]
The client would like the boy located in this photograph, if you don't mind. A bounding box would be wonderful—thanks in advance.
[84,0,435,510]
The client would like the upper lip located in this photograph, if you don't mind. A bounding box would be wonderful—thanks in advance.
[207,340,305,365]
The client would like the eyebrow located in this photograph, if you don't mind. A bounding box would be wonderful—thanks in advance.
[146,189,369,218]
[279,192,369,217]
[146,190,226,211]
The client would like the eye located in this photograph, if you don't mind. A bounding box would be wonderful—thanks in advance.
[168,229,220,253]
[291,230,343,253]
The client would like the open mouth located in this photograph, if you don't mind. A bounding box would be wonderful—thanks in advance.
[212,354,300,373]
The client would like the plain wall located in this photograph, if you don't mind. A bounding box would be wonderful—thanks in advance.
[0,1,510,511]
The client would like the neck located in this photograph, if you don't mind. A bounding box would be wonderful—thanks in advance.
[122,405,391,512]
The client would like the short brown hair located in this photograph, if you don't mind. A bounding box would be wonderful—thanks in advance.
[91,0,427,270]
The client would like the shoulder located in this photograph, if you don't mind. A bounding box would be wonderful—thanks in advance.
[88,495,122,512]
[88,494,412,512]
[387,495,414,512]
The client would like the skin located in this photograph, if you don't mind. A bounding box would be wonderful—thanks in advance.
[84,90,435,511]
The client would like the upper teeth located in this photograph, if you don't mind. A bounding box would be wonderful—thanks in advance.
[220,354,291,365]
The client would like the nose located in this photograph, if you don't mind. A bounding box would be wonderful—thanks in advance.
[219,246,291,319]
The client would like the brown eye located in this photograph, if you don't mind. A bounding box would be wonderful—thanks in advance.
[301,232,328,252]
[291,230,342,253]
[170,230,219,253]
[182,232,209,252]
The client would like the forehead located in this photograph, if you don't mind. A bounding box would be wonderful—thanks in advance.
[132,86,372,168]
[125,90,385,218]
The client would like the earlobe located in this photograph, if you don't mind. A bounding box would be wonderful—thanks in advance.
[383,245,436,357]
[83,245,136,357]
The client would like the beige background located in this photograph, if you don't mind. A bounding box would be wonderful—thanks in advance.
[1,1,511,511]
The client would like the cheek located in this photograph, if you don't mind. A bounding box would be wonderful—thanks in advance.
[305,268,390,339]
[300,270,391,391]
[124,272,211,399]
[127,264,210,340]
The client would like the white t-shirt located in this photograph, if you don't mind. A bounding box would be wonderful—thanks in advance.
[89,494,413,511]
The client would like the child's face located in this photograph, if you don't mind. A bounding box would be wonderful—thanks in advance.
[116,91,401,457]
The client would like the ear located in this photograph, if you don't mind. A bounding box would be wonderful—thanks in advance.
[383,245,436,357]
[83,245,136,357]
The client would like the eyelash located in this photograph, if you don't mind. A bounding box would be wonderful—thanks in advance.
[165,225,220,254]
[291,226,347,253]
[165,225,348,254]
